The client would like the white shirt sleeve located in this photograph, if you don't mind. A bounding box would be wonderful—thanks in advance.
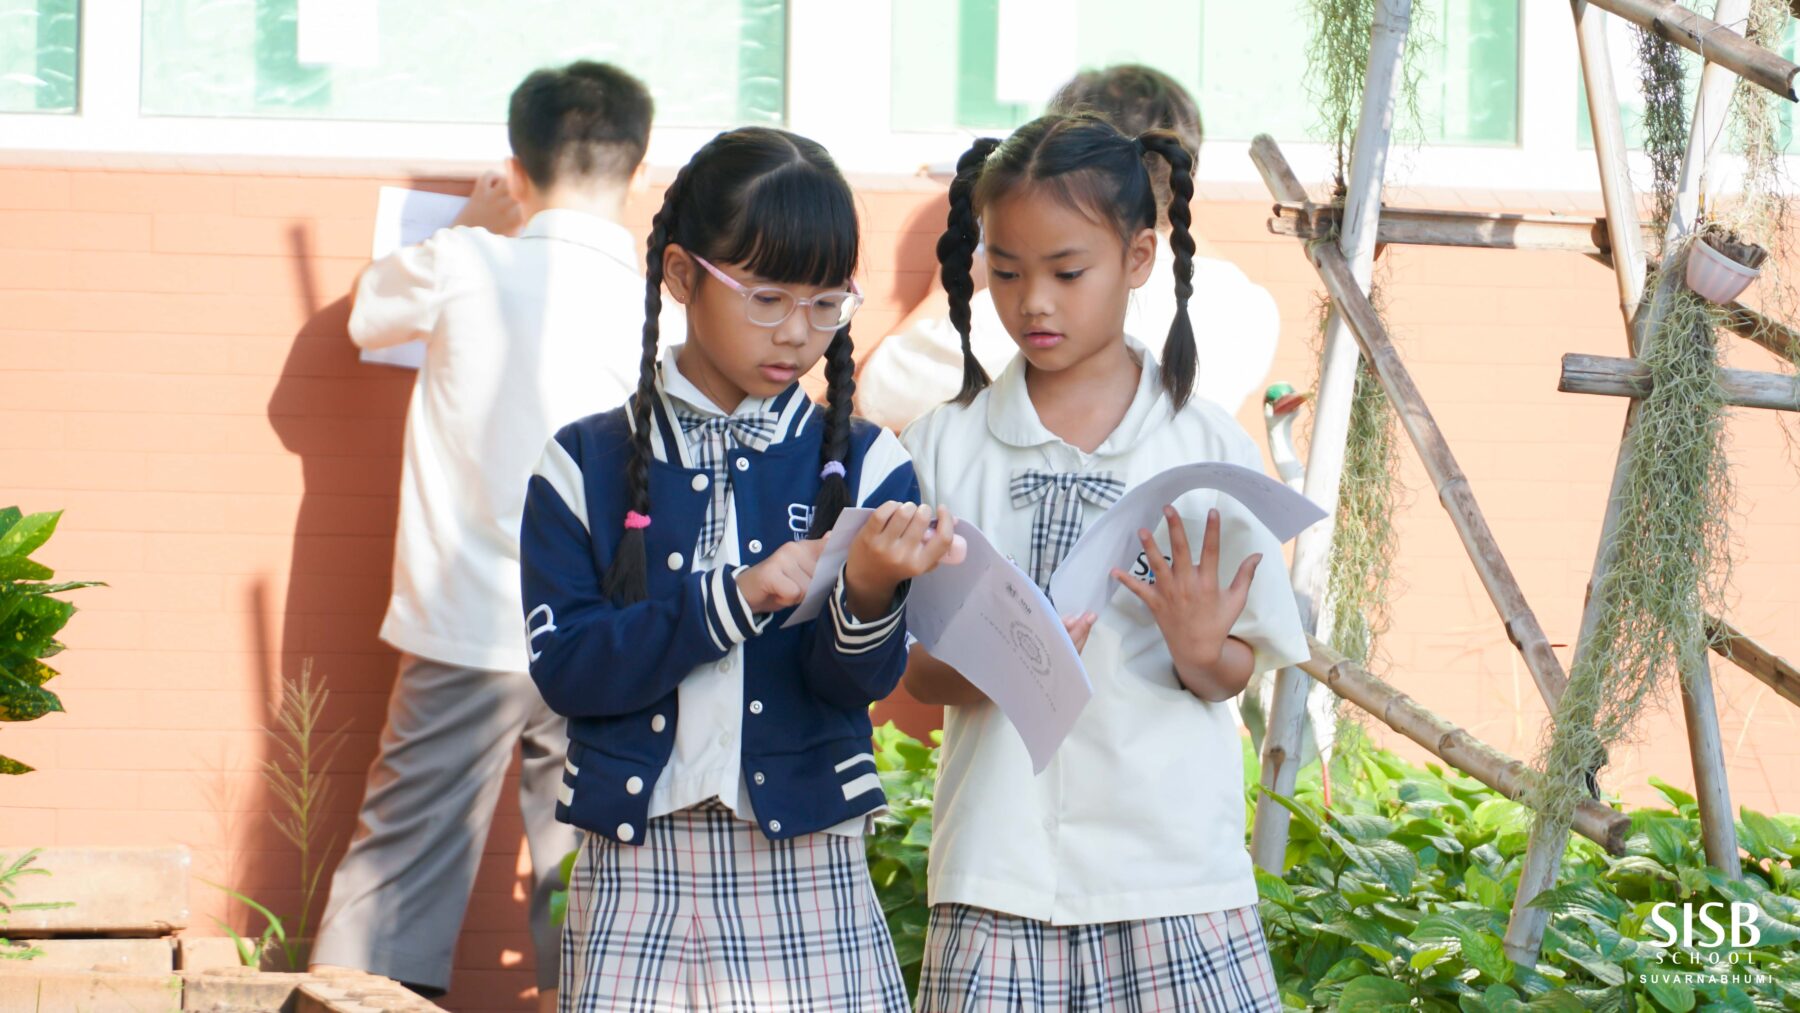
[1215,425,1309,674]
[857,314,968,432]
[348,227,455,350]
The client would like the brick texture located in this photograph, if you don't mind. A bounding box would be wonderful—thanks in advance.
[0,167,1796,1011]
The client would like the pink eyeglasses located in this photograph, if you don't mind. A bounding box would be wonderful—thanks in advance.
[690,253,863,332]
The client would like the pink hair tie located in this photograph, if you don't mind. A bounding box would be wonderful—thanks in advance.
[820,461,847,480]
[623,511,652,530]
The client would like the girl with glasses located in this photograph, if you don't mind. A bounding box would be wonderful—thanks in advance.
[518,125,956,1012]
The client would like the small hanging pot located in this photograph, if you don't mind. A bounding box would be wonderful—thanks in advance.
[1685,234,1765,305]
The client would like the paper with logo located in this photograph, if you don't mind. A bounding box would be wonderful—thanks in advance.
[360,186,468,370]
[783,508,1089,772]
[1046,462,1328,621]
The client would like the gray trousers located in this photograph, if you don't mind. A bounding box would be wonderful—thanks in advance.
[312,654,577,994]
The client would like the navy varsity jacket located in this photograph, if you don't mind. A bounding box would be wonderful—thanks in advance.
[519,382,917,845]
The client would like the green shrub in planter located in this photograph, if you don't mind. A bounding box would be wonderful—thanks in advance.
[0,508,101,774]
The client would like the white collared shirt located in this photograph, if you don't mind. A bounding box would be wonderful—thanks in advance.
[859,243,1279,430]
[349,209,681,672]
[648,345,875,837]
[900,337,1308,924]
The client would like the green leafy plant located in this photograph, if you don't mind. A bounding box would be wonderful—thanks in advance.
[1256,748,1800,1011]
[209,660,346,970]
[0,849,74,960]
[0,507,103,774]
[866,721,939,993]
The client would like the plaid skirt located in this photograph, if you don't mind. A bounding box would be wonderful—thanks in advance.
[915,903,1280,1012]
[560,801,909,1013]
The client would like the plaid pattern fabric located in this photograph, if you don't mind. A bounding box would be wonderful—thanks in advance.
[1009,470,1125,591]
[915,903,1280,1013]
[675,408,781,560]
[561,801,910,1013]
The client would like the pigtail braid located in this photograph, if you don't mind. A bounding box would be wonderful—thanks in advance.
[603,165,691,605]
[1136,130,1198,409]
[938,137,1001,405]
[807,324,857,537]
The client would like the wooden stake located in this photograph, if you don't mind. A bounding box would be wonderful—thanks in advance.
[1585,0,1800,101]
[1250,135,1571,708]
[1250,0,1412,876]
[1268,202,1634,255]
[1576,0,1649,320]
[1706,615,1800,709]
[1681,657,1742,878]
[1720,302,1800,363]
[1559,352,1800,411]
[1297,636,1629,853]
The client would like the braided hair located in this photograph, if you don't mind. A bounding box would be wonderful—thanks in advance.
[935,114,1200,408]
[604,127,861,606]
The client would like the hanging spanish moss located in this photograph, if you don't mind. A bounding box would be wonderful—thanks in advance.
[1636,24,1690,247]
[1724,0,1799,376]
[1304,0,1427,186]
[1527,262,1735,831]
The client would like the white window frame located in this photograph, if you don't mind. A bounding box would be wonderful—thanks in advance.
[0,0,1791,196]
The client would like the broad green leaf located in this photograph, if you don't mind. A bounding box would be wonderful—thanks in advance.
[0,508,20,540]
[549,888,567,926]
[1411,944,1454,971]
[0,671,63,722]
[1318,956,1373,985]
[1338,836,1417,896]
[1334,813,1398,843]
[1648,777,1697,811]
[1644,817,1687,867]
[1741,809,1794,858]
[1338,976,1412,1013]
[0,754,32,775]
[0,511,58,561]
[0,596,75,663]
[1255,867,1295,907]
[1472,799,1532,837]
[1464,865,1506,909]
[1644,976,1695,1012]
[558,849,577,886]
[1462,930,1515,984]
[1263,789,1322,840]
[0,558,51,581]
[1526,991,1585,1012]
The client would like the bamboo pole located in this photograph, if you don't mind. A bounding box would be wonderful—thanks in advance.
[1585,0,1800,101]
[1668,0,1757,245]
[1509,1,1752,959]
[1681,659,1742,878]
[1250,0,1412,875]
[1297,636,1630,854]
[1268,202,1633,254]
[1720,302,1800,363]
[1706,615,1800,709]
[1559,352,1800,411]
[1576,0,1649,320]
[1250,136,1572,711]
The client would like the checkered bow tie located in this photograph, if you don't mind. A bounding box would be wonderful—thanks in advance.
[1009,469,1126,592]
[676,409,781,560]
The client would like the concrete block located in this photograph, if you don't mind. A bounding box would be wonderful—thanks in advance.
[176,936,248,972]
[3,846,190,936]
[179,966,306,1011]
[0,936,174,973]
[0,968,183,1012]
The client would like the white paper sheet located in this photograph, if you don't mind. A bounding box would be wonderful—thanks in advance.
[359,186,468,370]
[782,508,1088,773]
[1046,462,1327,620]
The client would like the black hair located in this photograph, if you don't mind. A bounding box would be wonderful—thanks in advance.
[507,61,654,189]
[605,127,861,606]
[1048,64,1202,229]
[940,114,1198,409]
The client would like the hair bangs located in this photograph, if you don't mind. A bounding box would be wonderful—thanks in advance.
[716,162,860,288]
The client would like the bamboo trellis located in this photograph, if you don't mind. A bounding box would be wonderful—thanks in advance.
[1247,0,1800,968]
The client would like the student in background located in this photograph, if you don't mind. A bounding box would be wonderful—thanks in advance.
[311,62,663,1011]
[857,64,1279,429]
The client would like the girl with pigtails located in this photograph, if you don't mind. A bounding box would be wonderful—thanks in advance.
[901,114,1308,1011]
[518,127,955,1012]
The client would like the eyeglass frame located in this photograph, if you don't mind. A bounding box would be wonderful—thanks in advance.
[688,252,863,332]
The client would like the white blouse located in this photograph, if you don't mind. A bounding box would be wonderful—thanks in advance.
[901,337,1308,925]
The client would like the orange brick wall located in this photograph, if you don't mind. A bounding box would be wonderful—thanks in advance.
[1,166,1797,1012]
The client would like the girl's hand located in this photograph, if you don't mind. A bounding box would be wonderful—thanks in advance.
[737,538,827,614]
[1062,611,1099,654]
[844,503,958,619]
[1110,507,1261,697]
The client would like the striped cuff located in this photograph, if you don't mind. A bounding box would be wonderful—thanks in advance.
[701,565,772,652]
[828,565,908,656]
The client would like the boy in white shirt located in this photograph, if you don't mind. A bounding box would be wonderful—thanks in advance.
[310,62,662,1010]
[857,64,1278,429]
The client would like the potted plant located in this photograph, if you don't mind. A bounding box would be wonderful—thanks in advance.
[1685,221,1768,304]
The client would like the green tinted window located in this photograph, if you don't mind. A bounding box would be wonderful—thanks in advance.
[891,0,1520,146]
[140,0,785,126]
[0,0,77,114]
